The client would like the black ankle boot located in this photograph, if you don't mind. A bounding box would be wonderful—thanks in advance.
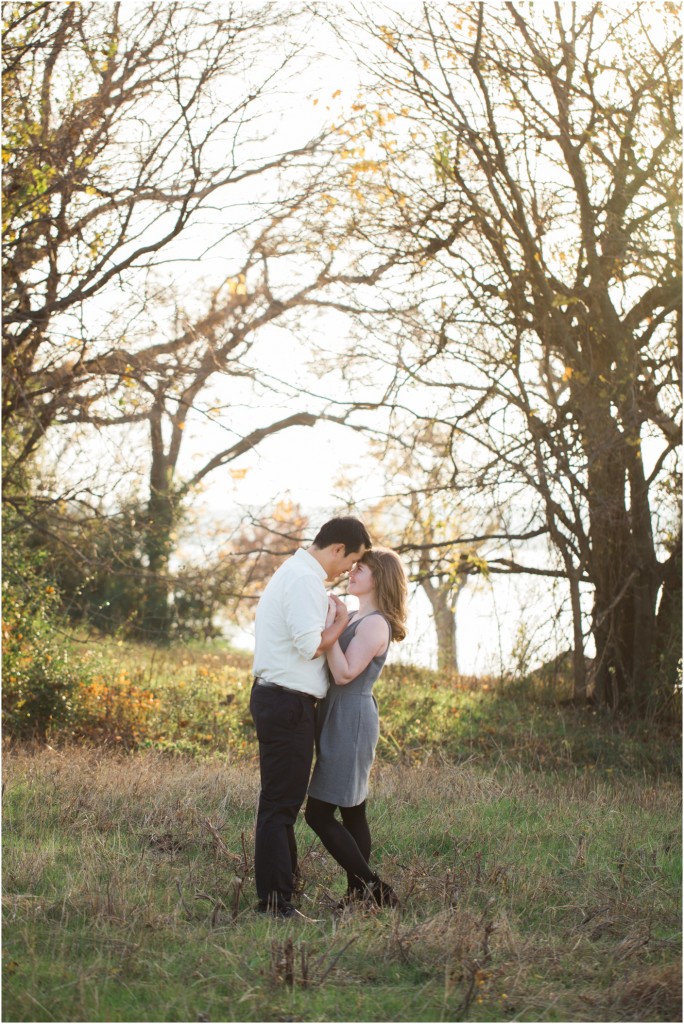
[335,887,361,910]
[367,875,399,908]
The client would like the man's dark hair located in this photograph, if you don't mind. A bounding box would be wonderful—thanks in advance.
[313,517,372,555]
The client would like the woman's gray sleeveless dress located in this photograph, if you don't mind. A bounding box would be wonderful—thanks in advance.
[308,611,391,807]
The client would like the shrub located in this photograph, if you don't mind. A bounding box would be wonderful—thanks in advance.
[73,674,161,748]
[2,530,84,740]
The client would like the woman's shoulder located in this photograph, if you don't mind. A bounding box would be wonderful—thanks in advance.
[354,611,391,647]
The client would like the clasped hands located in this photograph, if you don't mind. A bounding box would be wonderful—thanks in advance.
[325,592,348,629]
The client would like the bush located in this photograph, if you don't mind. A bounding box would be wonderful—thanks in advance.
[73,674,161,748]
[2,519,87,740]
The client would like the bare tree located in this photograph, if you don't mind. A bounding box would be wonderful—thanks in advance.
[2,1,398,639]
[2,1,328,481]
[337,1,681,710]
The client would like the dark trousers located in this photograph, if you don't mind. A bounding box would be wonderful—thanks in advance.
[250,681,316,909]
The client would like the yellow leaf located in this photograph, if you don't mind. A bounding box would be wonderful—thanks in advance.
[227,276,248,297]
[332,89,342,98]
[229,468,248,480]
[562,367,573,381]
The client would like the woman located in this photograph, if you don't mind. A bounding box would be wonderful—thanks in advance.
[305,547,408,908]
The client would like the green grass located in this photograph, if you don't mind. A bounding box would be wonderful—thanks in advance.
[3,639,681,1020]
[3,746,681,1022]
[56,637,681,775]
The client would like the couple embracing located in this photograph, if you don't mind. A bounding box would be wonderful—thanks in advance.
[250,517,407,919]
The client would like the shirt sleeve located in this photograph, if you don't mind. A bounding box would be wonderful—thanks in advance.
[284,572,327,660]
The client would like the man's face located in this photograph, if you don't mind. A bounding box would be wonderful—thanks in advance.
[327,544,368,582]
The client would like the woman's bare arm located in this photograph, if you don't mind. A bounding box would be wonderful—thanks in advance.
[326,614,390,685]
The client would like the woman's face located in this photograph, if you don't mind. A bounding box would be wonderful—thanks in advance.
[347,560,375,598]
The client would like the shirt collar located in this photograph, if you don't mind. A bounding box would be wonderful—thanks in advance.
[295,547,327,580]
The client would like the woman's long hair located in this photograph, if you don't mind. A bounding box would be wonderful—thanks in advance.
[360,547,408,642]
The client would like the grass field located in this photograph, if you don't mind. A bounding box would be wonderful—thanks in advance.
[2,642,682,1022]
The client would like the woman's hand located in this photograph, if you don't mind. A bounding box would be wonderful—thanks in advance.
[313,594,349,658]
[325,594,337,629]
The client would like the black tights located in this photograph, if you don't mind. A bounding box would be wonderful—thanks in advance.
[304,796,375,892]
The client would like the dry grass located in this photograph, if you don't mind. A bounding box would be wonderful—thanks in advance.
[3,746,681,1022]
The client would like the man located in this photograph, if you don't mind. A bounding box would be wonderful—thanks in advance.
[250,516,371,917]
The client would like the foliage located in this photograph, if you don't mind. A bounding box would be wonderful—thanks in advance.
[74,674,161,750]
[12,499,244,643]
[376,666,681,774]
[44,639,682,772]
[1,515,90,739]
[28,501,149,635]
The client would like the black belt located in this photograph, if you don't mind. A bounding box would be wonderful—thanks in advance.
[253,677,317,702]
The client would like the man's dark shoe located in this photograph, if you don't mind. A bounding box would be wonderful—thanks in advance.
[256,900,294,916]
[335,887,364,911]
[336,877,399,911]
[256,902,318,921]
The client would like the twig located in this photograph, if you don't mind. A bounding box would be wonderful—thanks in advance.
[203,818,240,864]
[316,936,358,987]
[175,880,193,918]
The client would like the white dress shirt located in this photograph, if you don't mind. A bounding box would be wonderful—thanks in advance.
[252,548,330,697]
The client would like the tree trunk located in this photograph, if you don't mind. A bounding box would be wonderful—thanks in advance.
[654,535,682,706]
[142,489,175,642]
[420,575,466,675]
[579,382,660,711]
[585,418,632,709]
[140,410,176,642]
[568,570,587,701]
